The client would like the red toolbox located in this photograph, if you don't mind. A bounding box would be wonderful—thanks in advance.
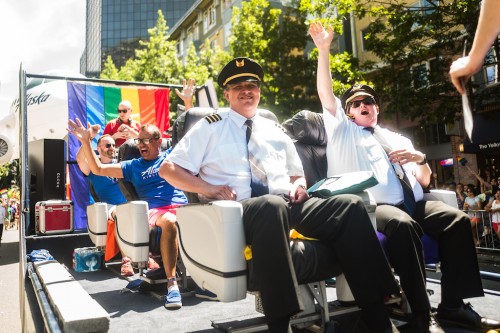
[35,200,74,235]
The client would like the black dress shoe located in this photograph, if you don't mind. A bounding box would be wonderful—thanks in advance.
[436,302,500,331]
[411,312,444,333]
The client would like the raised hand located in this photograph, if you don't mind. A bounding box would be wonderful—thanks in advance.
[309,21,334,51]
[175,79,195,103]
[67,118,92,142]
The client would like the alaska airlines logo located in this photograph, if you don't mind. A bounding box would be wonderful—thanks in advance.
[11,91,51,110]
[141,165,159,179]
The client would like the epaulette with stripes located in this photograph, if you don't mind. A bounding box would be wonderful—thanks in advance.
[275,122,287,133]
[204,113,222,124]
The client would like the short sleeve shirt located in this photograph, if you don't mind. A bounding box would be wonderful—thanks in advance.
[323,97,424,205]
[87,172,127,205]
[121,150,187,208]
[167,109,304,201]
[103,118,141,147]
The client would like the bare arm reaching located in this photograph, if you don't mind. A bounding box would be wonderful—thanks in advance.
[68,119,123,179]
[449,0,500,94]
[309,22,338,114]
[159,160,237,201]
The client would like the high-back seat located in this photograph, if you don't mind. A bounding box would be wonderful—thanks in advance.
[173,108,347,312]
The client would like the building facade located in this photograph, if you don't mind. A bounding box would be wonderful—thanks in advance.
[81,0,196,77]
[167,0,287,60]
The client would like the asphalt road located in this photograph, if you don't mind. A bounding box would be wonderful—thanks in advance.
[0,226,22,332]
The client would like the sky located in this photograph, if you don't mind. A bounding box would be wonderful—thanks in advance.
[0,0,86,119]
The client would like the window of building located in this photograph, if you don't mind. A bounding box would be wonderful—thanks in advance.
[210,39,217,50]
[178,39,184,56]
[402,123,450,147]
[224,22,231,48]
[484,48,498,86]
[409,0,438,30]
[193,25,199,41]
[203,5,216,33]
[410,57,441,89]
[187,28,193,46]
[361,27,370,52]
[411,63,428,89]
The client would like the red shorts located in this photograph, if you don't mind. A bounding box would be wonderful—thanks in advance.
[492,222,499,232]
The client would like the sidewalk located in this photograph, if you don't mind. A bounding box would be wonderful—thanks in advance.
[0,226,22,332]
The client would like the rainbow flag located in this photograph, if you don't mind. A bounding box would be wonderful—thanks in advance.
[66,82,170,229]
[457,156,468,166]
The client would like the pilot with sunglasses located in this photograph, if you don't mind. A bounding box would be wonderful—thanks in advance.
[76,133,126,207]
[103,100,141,147]
[311,21,500,333]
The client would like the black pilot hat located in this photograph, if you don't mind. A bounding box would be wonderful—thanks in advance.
[217,57,264,88]
[341,84,380,110]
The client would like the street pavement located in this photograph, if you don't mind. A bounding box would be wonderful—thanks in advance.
[0,226,22,332]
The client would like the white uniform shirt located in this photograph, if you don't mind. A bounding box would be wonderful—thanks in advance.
[323,97,424,205]
[168,109,304,201]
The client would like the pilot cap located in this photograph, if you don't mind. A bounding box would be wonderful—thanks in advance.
[217,57,264,88]
[341,84,380,110]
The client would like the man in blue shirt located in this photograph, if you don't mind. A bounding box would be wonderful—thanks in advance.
[69,122,187,310]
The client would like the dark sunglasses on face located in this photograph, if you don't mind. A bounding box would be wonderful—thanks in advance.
[134,138,158,145]
[228,82,260,91]
[104,143,115,148]
[350,97,376,108]
[117,109,129,113]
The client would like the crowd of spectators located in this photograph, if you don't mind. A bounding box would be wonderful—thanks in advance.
[436,167,500,249]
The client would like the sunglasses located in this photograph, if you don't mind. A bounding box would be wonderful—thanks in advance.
[104,143,115,148]
[228,82,260,91]
[349,97,376,108]
[117,109,129,113]
[134,138,158,145]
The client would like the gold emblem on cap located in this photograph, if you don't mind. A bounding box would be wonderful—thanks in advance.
[236,59,245,67]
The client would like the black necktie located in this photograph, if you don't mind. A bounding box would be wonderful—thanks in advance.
[245,119,269,197]
[364,127,416,215]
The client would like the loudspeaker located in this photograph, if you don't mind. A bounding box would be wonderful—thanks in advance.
[28,139,66,234]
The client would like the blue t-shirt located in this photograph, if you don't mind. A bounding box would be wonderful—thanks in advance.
[121,149,187,209]
[87,172,127,205]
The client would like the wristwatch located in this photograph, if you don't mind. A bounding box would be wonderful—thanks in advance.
[417,154,427,165]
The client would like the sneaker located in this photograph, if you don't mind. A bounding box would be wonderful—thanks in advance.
[165,288,182,309]
[195,286,218,301]
[436,302,500,331]
[147,257,160,270]
[121,257,134,277]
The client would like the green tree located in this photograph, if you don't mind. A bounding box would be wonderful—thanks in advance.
[0,159,19,190]
[351,0,482,124]
[229,0,342,119]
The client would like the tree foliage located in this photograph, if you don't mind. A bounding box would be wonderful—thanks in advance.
[229,0,350,119]
[100,10,230,118]
[353,0,482,124]
[0,159,19,190]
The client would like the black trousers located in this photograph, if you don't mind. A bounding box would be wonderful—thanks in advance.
[376,200,484,314]
[241,194,399,322]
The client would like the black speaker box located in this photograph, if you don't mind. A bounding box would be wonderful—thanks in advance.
[28,139,66,234]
